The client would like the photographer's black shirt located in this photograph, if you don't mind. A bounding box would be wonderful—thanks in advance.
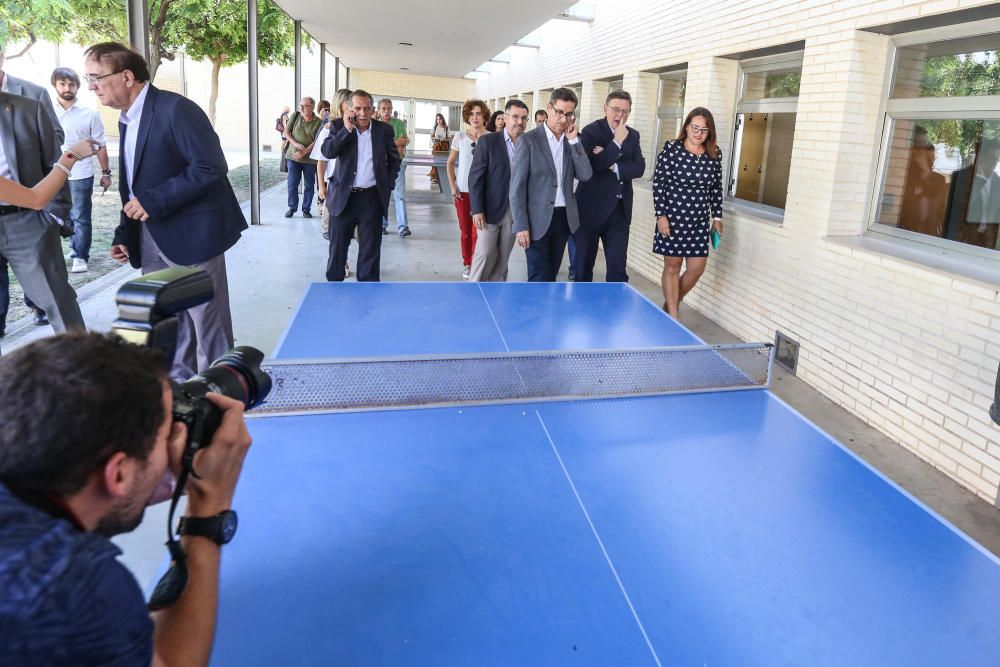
[0,483,153,666]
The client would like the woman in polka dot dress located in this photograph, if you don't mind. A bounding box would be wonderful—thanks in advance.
[652,107,724,318]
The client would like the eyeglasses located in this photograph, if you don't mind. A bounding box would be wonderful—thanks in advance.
[83,71,121,86]
[506,113,529,123]
[550,108,576,121]
[689,125,710,135]
[606,105,631,115]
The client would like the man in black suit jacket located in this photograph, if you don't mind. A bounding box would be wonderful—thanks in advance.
[467,99,529,282]
[87,42,246,378]
[574,90,646,282]
[322,90,401,282]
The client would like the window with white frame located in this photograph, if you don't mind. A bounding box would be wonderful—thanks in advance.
[729,52,802,212]
[872,27,1000,254]
[654,69,687,156]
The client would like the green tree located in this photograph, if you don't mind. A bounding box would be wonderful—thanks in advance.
[165,0,293,126]
[918,50,1000,161]
[0,0,74,58]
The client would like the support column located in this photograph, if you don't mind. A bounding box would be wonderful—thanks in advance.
[294,20,302,104]
[334,57,340,91]
[126,0,150,63]
[346,67,351,89]
[580,80,607,126]
[623,71,659,178]
[247,0,260,225]
[319,43,326,101]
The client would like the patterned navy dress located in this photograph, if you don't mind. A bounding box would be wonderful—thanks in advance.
[652,140,723,257]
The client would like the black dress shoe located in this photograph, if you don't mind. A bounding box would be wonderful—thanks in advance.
[302,210,313,218]
[399,226,412,237]
[32,310,48,326]
[284,208,295,218]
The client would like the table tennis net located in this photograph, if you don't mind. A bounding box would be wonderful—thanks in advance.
[252,343,773,416]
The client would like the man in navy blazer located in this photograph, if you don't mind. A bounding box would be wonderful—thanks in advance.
[467,99,529,282]
[321,90,401,282]
[574,90,646,283]
[86,42,246,379]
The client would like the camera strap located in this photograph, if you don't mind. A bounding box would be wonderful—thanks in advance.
[147,464,192,611]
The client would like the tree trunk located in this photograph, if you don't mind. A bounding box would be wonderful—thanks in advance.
[208,54,225,128]
[147,0,175,83]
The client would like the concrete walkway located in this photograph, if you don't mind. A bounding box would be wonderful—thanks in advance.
[6,169,998,589]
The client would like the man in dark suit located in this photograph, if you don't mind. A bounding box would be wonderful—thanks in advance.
[0,48,67,331]
[0,90,83,336]
[943,141,1000,249]
[510,88,593,282]
[321,90,401,282]
[85,42,246,379]
[574,90,646,283]
[467,99,529,282]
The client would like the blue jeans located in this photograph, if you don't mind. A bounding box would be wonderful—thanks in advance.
[69,177,94,261]
[382,168,408,231]
[286,160,316,212]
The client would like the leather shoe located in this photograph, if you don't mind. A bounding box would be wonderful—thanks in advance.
[32,309,48,326]
[399,226,411,237]
[302,210,313,218]
[284,208,295,218]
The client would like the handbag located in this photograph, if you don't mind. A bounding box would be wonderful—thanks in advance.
[279,111,301,173]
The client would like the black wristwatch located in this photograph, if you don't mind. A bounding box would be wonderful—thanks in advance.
[101,169,112,175]
[177,510,238,545]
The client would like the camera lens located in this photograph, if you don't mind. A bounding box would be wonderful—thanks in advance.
[178,346,272,409]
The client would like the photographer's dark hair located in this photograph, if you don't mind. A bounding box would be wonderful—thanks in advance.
[84,42,150,83]
[0,334,167,496]
[51,67,80,87]
[549,87,578,107]
[486,110,504,132]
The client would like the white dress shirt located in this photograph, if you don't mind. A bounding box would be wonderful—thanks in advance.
[353,124,376,188]
[120,84,150,199]
[503,128,515,165]
[543,123,578,208]
[56,100,107,180]
[0,75,17,205]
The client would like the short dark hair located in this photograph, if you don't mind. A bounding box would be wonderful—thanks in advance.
[350,89,374,107]
[51,67,80,87]
[535,109,547,120]
[505,99,529,113]
[84,42,150,84]
[549,88,578,107]
[0,333,168,496]
[605,90,632,106]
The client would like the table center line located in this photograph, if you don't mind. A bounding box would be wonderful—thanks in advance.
[534,410,664,667]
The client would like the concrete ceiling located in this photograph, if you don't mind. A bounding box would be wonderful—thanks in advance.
[272,0,574,78]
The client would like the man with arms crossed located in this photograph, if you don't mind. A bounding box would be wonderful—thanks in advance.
[467,99,528,281]
[0,333,251,665]
[574,90,645,282]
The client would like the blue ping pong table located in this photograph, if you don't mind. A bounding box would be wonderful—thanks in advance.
[213,282,1000,666]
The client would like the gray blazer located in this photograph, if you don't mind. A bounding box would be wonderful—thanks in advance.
[510,125,593,240]
[2,74,63,146]
[0,91,71,219]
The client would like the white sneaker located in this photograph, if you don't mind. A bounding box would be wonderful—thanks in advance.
[70,258,88,273]
[462,265,471,280]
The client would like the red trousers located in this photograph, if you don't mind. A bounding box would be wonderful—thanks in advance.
[454,192,478,267]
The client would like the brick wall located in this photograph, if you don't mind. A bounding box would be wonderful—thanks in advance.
[478,0,1000,504]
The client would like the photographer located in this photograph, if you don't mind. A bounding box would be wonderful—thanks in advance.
[0,333,252,666]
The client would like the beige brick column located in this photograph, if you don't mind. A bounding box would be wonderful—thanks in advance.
[623,70,659,179]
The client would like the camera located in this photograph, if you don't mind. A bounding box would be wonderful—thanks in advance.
[112,267,272,609]
[111,266,272,452]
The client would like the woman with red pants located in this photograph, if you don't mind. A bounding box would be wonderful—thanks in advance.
[447,99,489,279]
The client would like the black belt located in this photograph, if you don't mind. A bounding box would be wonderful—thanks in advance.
[351,186,376,193]
[0,205,27,216]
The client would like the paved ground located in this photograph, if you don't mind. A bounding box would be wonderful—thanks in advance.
[4,167,998,590]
